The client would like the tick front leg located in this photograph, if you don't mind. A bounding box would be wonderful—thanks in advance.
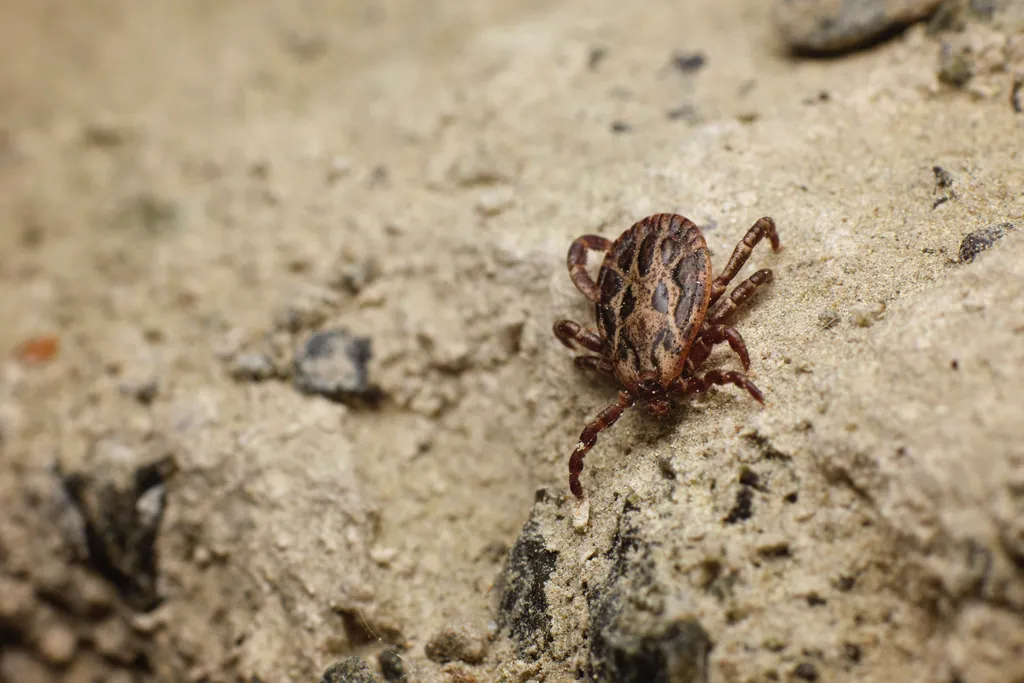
[567,234,612,302]
[669,369,765,405]
[708,268,773,323]
[569,391,635,499]
[553,319,605,353]
[709,217,780,305]
[687,324,751,371]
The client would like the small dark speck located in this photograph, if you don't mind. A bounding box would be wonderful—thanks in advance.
[794,662,819,681]
[950,359,959,370]
[368,165,389,187]
[806,592,827,607]
[802,90,831,105]
[588,46,608,70]
[723,487,754,524]
[667,105,700,123]
[933,165,954,190]
[757,542,790,559]
[844,643,862,663]
[672,51,706,72]
[784,492,799,504]
[738,467,761,488]
[837,575,856,592]
[1012,74,1023,113]
[933,196,949,209]
[611,121,632,134]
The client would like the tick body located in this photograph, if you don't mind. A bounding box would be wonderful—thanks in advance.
[554,213,781,499]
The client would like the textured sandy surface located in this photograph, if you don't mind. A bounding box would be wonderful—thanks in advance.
[1,1,1022,682]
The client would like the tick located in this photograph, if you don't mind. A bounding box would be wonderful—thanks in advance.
[553,213,781,499]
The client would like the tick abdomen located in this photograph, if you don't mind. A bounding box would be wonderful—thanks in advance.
[596,214,712,389]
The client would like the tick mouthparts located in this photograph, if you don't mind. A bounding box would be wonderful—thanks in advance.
[637,376,662,397]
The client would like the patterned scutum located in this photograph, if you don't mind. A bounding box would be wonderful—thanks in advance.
[594,214,712,391]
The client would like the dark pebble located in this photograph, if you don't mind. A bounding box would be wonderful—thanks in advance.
[794,661,819,681]
[933,165,955,190]
[424,625,487,665]
[774,0,942,54]
[319,657,383,683]
[738,467,761,488]
[378,650,404,682]
[672,51,707,72]
[938,42,974,87]
[958,222,1017,263]
[723,487,754,524]
[293,328,374,402]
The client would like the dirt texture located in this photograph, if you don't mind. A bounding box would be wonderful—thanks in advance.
[1,1,1022,682]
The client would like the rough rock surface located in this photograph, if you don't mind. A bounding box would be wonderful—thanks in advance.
[0,0,1022,682]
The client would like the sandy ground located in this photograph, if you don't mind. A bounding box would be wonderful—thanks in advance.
[1,1,1022,682]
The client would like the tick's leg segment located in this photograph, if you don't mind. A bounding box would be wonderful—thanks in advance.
[567,235,613,302]
[687,325,750,371]
[670,369,765,405]
[709,217,780,305]
[574,355,615,376]
[645,398,672,418]
[708,269,773,323]
[569,391,635,499]
[553,319,605,353]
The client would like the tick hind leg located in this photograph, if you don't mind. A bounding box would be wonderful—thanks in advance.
[710,217,780,305]
[670,369,765,405]
[567,234,612,302]
[553,319,605,353]
[569,391,635,499]
[687,324,751,372]
[708,268,773,323]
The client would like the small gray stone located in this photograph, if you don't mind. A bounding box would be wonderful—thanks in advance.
[424,624,488,665]
[293,328,375,403]
[229,352,277,381]
[378,649,405,682]
[775,0,942,53]
[938,41,974,87]
[958,222,1018,262]
[319,657,383,683]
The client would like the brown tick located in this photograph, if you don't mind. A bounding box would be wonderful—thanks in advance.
[553,213,781,499]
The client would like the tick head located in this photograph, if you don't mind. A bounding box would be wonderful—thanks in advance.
[636,372,664,399]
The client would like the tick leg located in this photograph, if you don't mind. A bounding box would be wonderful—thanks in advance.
[709,217,780,305]
[568,234,612,302]
[553,319,605,353]
[569,391,635,499]
[645,398,672,418]
[669,369,765,405]
[574,355,615,376]
[688,324,751,371]
[708,268,773,323]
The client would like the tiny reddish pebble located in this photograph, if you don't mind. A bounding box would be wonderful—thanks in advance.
[15,335,60,363]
